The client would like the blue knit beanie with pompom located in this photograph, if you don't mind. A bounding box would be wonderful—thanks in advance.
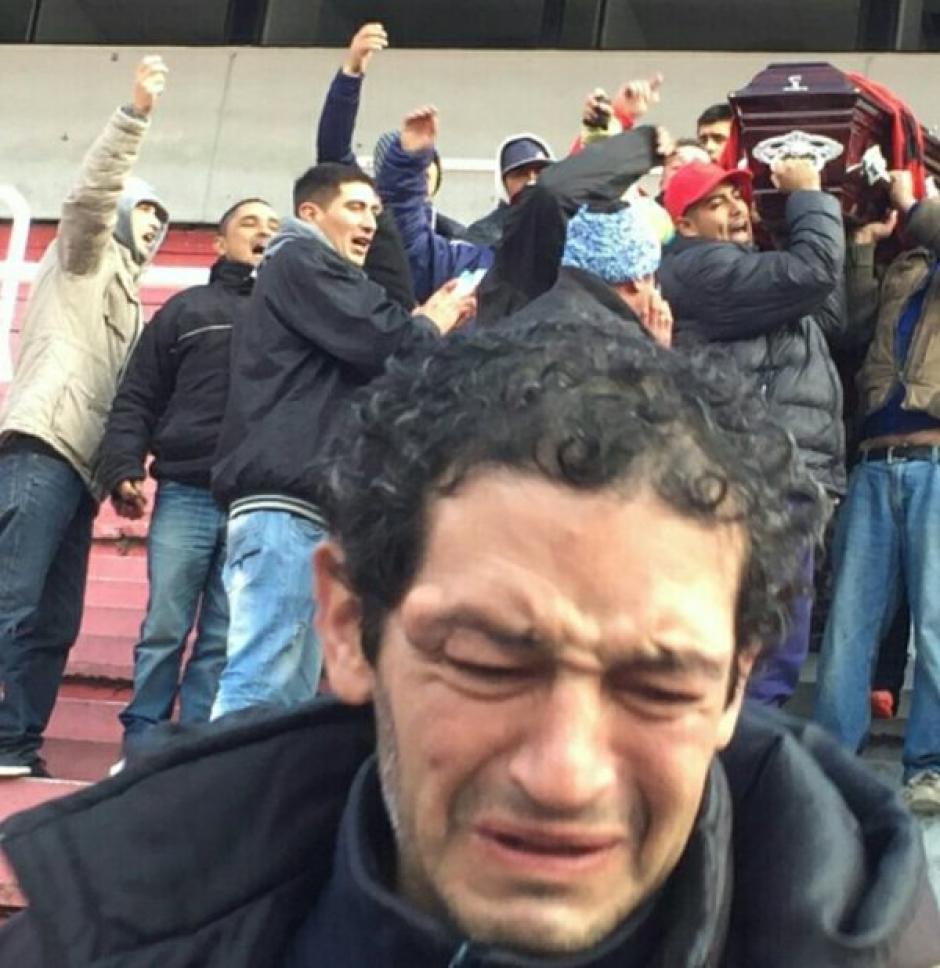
[561,204,660,284]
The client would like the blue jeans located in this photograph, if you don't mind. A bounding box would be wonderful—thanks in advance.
[211,509,323,719]
[0,449,95,764]
[814,457,940,779]
[120,481,228,750]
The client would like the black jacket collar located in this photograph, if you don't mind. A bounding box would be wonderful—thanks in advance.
[553,266,642,326]
[209,257,256,291]
[284,756,732,968]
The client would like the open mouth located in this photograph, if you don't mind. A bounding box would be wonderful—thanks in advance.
[251,241,266,256]
[350,234,372,255]
[141,231,156,246]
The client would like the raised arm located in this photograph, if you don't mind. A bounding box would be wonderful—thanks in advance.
[58,55,167,275]
[376,106,493,301]
[667,160,846,341]
[315,23,387,164]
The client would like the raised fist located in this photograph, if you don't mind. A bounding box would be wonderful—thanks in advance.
[614,73,663,121]
[400,105,439,153]
[131,55,168,117]
[770,157,821,194]
[343,22,388,76]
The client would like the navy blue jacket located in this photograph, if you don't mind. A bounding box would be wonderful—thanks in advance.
[375,135,493,303]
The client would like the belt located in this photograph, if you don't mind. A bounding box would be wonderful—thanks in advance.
[859,443,940,463]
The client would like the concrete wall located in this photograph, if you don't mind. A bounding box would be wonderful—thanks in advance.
[1,44,939,226]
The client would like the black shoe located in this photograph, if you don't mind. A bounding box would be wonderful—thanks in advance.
[28,758,51,778]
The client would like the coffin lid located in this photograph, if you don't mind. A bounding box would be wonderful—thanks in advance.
[730,61,856,103]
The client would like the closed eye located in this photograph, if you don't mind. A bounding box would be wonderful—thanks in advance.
[447,657,534,681]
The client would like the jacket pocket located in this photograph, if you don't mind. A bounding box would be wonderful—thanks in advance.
[51,383,107,467]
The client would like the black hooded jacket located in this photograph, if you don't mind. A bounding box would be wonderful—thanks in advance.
[96,258,253,494]
[505,265,647,340]
[477,128,660,325]
[0,701,936,967]
[660,191,849,495]
[210,219,437,511]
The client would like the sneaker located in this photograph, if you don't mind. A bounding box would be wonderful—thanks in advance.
[870,689,895,719]
[901,770,940,816]
[0,761,31,778]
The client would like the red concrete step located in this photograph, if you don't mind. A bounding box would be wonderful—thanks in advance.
[83,578,149,610]
[59,681,130,702]
[79,604,144,639]
[87,543,147,580]
[66,632,133,682]
[0,776,86,819]
[43,737,120,784]
[46,696,123,746]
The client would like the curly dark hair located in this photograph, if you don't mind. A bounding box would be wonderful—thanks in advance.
[320,315,827,673]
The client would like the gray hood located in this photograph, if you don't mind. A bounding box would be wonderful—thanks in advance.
[113,176,169,265]
[264,215,336,263]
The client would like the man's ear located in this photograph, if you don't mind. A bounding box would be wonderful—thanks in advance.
[674,215,698,239]
[715,645,758,749]
[212,233,226,257]
[297,200,321,224]
[314,540,374,705]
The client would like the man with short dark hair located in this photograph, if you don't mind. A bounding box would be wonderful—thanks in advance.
[696,102,734,162]
[0,56,169,777]
[209,162,471,718]
[1,320,938,966]
[97,198,280,758]
[660,157,847,705]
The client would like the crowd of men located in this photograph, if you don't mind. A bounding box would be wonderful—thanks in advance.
[0,24,939,966]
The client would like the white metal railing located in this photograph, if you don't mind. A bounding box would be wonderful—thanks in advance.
[0,185,30,382]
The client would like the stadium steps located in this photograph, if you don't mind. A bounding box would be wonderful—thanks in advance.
[0,220,217,913]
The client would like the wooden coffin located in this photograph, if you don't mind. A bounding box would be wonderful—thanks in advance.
[729,61,893,227]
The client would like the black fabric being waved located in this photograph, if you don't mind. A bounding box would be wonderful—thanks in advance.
[0,701,937,966]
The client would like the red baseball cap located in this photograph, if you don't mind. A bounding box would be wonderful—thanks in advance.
[663,161,753,223]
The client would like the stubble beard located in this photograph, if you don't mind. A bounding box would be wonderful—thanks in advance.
[369,680,659,956]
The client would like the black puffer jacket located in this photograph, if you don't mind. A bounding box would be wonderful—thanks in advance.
[661,191,848,494]
[0,701,937,967]
[97,258,254,494]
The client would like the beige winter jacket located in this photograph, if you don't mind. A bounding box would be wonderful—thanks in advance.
[0,107,150,496]
[857,199,940,419]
